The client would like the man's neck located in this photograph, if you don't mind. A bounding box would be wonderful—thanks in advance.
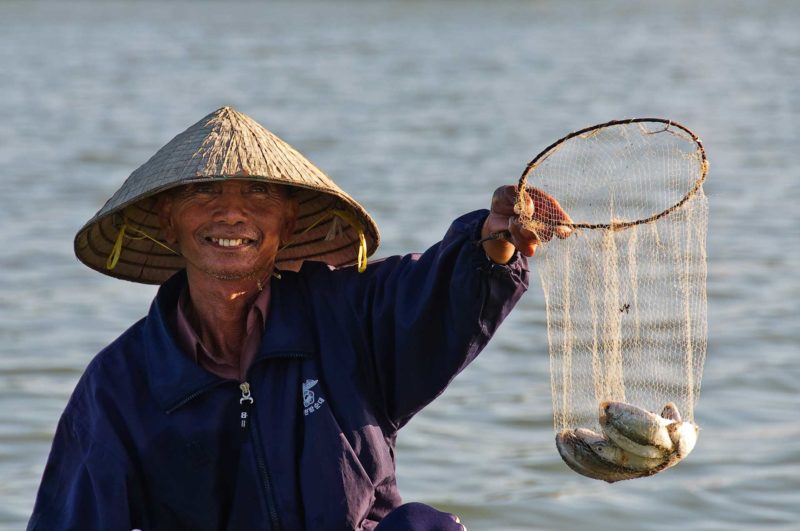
[184,268,270,365]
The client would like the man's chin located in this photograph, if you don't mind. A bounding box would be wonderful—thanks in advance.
[189,264,273,284]
[207,269,269,282]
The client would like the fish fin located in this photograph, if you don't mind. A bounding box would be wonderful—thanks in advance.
[660,402,682,422]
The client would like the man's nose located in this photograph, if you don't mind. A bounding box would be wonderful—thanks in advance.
[211,189,249,223]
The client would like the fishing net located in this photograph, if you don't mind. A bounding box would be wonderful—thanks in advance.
[515,118,708,434]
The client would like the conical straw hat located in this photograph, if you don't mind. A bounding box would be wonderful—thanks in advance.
[75,106,380,284]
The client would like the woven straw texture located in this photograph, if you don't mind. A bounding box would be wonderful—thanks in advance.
[74,106,379,284]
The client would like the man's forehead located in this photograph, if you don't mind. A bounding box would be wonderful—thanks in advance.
[166,179,292,194]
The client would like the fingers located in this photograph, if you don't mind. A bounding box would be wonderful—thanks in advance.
[489,185,572,239]
[488,185,539,256]
[508,216,539,257]
[525,187,574,239]
[526,187,571,222]
[489,185,523,217]
[485,184,573,259]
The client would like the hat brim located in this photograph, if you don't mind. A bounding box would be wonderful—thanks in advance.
[74,107,380,284]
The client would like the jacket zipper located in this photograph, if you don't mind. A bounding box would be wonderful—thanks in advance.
[240,381,282,531]
[239,382,254,439]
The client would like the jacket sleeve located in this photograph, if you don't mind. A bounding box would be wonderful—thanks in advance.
[28,391,145,531]
[328,209,529,431]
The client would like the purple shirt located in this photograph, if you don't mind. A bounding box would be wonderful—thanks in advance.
[172,282,271,382]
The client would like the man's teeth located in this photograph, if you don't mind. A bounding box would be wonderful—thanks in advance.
[211,238,251,247]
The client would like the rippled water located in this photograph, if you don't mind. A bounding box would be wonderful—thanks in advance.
[1,1,798,529]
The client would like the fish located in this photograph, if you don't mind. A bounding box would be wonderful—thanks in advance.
[556,401,700,482]
[600,400,700,461]
[599,401,675,458]
[572,428,667,471]
[555,429,648,483]
[660,402,699,458]
[668,419,699,458]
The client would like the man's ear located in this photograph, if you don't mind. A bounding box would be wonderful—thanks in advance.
[156,194,177,244]
[280,197,299,245]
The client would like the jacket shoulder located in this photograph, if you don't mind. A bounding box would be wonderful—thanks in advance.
[83,317,149,379]
[67,316,150,420]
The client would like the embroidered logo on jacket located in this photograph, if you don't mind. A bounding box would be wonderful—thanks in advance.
[302,379,326,416]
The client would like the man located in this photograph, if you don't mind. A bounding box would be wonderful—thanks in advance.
[29,107,571,530]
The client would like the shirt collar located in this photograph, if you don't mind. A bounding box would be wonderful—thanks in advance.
[144,270,315,412]
[173,280,272,378]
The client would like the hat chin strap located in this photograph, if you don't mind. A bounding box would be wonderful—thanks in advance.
[106,210,180,271]
[278,209,368,273]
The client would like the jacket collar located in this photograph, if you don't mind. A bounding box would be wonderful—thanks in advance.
[143,270,316,412]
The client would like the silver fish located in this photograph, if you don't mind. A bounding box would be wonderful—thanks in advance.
[599,401,674,458]
[572,428,666,471]
[668,419,699,458]
[660,402,699,458]
[555,430,649,483]
[557,401,699,482]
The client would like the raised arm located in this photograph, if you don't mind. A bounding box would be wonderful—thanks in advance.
[321,209,528,432]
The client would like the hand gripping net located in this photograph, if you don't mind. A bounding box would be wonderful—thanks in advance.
[516,118,708,432]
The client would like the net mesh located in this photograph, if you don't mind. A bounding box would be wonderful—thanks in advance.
[517,120,708,432]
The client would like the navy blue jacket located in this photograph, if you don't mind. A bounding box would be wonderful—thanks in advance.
[29,210,528,531]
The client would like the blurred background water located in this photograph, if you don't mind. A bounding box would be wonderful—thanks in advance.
[1,1,798,529]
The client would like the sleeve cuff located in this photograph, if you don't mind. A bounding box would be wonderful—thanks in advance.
[460,209,529,278]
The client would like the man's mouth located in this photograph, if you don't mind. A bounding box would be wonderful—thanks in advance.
[207,237,255,248]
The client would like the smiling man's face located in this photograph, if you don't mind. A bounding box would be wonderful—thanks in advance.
[158,179,297,283]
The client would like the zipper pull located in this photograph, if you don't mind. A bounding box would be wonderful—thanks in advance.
[239,382,254,437]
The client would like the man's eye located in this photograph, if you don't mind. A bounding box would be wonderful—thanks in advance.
[194,184,216,194]
[174,183,215,198]
[249,183,271,194]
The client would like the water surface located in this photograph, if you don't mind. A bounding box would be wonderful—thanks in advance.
[1,1,798,529]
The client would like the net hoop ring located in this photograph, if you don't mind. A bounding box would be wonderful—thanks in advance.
[516,117,708,231]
